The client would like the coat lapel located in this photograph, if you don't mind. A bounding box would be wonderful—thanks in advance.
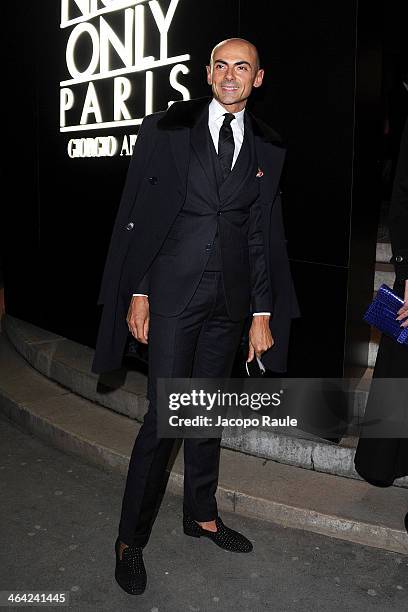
[168,127,190,190]
[255,140,286,205]
[247,111,286,206]
[158,97,211,191]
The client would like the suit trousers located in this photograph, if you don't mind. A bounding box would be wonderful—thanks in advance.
[118,271,245,547]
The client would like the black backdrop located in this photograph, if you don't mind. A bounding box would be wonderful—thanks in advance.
[3,0,390,376]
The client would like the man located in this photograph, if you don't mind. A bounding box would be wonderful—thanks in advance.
[92,38,300,595]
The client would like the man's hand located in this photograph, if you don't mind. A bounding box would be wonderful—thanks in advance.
[127,296,149,344]
[247,315,274,361]
[396,279,408,328]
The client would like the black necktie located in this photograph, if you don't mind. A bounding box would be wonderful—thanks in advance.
[218,112,235,179]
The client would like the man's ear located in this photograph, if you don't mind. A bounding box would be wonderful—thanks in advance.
[253,68,264,89]
[206,64,212,85]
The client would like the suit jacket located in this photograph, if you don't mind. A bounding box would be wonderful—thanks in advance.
[92,96,300,374]
[132,100,271,319]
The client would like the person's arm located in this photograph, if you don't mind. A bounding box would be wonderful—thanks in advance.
[247,197,274,360]
[389,118,408,282]
[122,122,155,341]
[248,196,272,313]
[396,281,408,327]
[390,119,408,327]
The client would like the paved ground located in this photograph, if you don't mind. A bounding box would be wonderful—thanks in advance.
[1,413,408,612]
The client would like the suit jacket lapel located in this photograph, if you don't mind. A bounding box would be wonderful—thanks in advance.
[190,108,219,200]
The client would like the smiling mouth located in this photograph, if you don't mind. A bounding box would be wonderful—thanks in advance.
[221,85,239,91]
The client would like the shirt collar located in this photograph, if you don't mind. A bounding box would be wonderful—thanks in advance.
[209,97,245,130]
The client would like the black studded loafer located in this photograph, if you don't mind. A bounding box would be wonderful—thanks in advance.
[183,513,253,553]
[114,537,147,595]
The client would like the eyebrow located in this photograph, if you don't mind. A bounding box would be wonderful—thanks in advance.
[213,60,252,67]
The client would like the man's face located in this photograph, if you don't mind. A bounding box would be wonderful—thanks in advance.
[206,40,264,112]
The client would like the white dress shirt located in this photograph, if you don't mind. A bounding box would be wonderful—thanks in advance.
[208,97,245,168]
[133,98,270,317]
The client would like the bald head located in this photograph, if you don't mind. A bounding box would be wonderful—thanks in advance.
[206,38,264,113]
[210,38,260,71]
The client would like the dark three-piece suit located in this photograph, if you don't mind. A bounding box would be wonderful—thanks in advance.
[92,96,300,547]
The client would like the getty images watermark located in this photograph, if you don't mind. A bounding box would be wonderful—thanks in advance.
[167,388,297,429]
[156,378,308,438]
[156,377,408,439]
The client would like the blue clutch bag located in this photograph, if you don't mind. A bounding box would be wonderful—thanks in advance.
[364,283,408,345]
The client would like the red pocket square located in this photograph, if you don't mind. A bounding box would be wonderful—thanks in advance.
[256,168,264,177]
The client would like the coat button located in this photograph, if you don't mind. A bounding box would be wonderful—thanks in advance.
[125,222,134,231]
[205,243,212,252]
[395,255,404,262]
[148,176,158,185]
[217,211,222,216]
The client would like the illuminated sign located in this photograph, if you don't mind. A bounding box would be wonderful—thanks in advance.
[60,0,191,157]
